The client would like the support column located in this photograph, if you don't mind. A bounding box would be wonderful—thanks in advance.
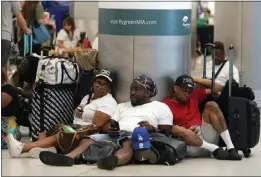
[99,2,192,102]
[241,2,261,106]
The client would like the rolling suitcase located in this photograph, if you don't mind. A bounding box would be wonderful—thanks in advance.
[30,51,79,141]
[225,45,260,157]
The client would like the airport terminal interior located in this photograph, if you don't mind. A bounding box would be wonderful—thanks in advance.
[1,1,261,176]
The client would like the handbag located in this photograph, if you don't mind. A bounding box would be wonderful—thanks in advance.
[75,140,118,164]
[56,124,98,154]
[27,7,50,45]
[72,49,98,71]
[35,56,80,85]
[31,24,50,45]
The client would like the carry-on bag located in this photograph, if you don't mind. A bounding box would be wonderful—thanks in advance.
[35,55,79,85]
[221,45,260,158]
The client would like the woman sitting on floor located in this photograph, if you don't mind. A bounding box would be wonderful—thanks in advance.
[7,69,117,158]
[55,17,88,57]
[1,68,22,149]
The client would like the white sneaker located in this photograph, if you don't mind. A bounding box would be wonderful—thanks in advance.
[7,134,25,158]
[28,147,57,159]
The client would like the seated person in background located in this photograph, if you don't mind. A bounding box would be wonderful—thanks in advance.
[55,17,84,56]
[7,69,117,158]
[1,68,21,149]
[38,75,173,170]
[194,41,240,93]
[10,59,34,100]
[163,75,242,160]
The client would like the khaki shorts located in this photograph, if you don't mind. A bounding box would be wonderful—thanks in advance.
[186,118,219,158]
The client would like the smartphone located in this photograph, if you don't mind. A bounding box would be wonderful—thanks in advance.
[110,119,120,131]
[76,107,83,113]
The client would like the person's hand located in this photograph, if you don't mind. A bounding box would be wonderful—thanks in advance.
[138,121,150,127]
[189,125,200,135]
[25,28,32,35]
[108,126,120,137]
[75,107,83,118]
[138,121,156,133]
[192,77,199,83]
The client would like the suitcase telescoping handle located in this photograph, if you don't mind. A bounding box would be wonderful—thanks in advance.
[228,44,234,97]
[203,43,216,94]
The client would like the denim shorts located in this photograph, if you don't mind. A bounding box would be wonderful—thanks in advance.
[86,131,132,148]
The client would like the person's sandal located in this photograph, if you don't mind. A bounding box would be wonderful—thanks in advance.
[97,155,118,170]
[228,148,242,161]
[39,151,74,166]
[134,149,158,164]
[212,147,229,160]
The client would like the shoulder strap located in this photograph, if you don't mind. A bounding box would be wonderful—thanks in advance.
[215,60,228,79]
[151,137,186,151]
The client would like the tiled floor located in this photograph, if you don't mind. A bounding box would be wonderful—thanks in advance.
[2,141,261,176]
[2,56,261,176]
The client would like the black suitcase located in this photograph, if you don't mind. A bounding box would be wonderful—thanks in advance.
[223,45,260,157]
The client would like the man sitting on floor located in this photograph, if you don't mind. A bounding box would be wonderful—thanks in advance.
[39,75,173,170]
[163,75,242,160]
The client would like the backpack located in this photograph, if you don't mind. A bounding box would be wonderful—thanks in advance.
[74,140,118,164]
[150,137,187,166]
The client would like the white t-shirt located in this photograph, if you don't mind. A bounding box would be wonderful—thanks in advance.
[206,60,240,86]
[111,101,173,132]
[74,93,117,125]
[56,29,80,49]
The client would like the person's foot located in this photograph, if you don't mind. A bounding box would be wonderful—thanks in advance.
[39,151,74,166]
[28,147,57,159]
[6,134,25,158]
[134,149,158,164]
[228,148,242,160]
[212,147,229,160]
[97,155,118,170]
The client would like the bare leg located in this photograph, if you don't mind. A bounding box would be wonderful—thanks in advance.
[22,135,57,153]
[172,125,203,146]
[172,124,228,160]
[65,138,94,158]
[203,101,242,160]
[203,101,227,133]
[115,140,133,166]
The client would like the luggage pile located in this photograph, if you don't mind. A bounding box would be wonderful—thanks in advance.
[202,43,260,158]
[30,48,80,141]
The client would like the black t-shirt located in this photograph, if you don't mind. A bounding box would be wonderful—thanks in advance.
[1,84,19,117]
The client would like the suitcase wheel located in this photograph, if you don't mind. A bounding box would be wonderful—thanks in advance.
[242,149,251,158]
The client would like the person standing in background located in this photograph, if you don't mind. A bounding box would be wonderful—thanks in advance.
[1,1,31,68]
[17,1,46,56]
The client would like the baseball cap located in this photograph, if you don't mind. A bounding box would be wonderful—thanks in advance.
[131,127,151,151]
[95,69,113,82]
[175,75,195,88]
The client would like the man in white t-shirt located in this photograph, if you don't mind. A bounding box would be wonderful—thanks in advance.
[194,41,240,92]
[39,75,173,170]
